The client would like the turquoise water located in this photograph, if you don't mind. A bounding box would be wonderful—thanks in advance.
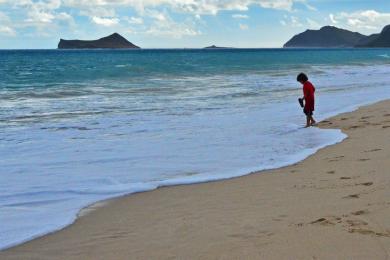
[1,48,390,249]
[2,49,389,84]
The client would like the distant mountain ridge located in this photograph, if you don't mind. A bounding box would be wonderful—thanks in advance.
[283,26,366,48]
[284,25,390,48]
[58,33,140,49]
[356,25,390,47]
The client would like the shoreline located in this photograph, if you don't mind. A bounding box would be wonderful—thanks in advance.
[0,104,350,251]
[2,100,390,259]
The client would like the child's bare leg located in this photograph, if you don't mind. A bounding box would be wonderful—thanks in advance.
[306,116,311,127]
[310,116,316,125]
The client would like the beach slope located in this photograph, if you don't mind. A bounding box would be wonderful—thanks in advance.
[2,100,390,259]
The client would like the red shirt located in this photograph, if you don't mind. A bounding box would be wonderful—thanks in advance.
[303,81,315,111]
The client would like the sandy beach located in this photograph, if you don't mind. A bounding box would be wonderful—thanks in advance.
[2,100,390,259]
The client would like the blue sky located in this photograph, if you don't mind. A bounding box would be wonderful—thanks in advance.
[0,0,390,49]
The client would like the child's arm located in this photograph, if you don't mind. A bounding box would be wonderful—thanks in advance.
[302,85,310,100]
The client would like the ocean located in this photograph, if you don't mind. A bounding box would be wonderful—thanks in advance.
[1,48,390,249]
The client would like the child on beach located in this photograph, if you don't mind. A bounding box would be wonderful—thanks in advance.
[297,73,316,127]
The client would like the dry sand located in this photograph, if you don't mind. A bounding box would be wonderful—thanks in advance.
[2,100,390,260]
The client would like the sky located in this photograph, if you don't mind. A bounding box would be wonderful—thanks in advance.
[0,0,390,49]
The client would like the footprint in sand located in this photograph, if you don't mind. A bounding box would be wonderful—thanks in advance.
[326,170,335,174]
[358,158,370,162]
[272,214,288,222]
[229,230,274,240]
[328,155,345,162]
[363,148,382,153]
[310,218,335,226]
[321,120,333,125]
[309,211,390,238]
[340,177,351,180]
[382,125,390,129]
[310,216,342,226]
[351,210,369,216]
[349,229,390,237]
[344,194,360,199]
[346,219,368,226]
[346,218,390,237]
[357,182,373,186]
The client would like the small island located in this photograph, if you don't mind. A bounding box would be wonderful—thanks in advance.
[58,33,140,49]
[204,45,230,49]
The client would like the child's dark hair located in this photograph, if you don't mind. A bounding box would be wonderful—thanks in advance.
[297,73,308,82]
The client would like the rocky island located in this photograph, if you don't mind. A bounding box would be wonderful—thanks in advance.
[284,25,390,48]
[356,25,390,47]
[283,26,365,48]
[58,33,140,49]
[204,45,230,49]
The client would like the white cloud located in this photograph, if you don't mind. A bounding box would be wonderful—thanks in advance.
[145,24,200,38]
[291,16,303,27]
[280,15,303,27]
[125,16,143,24]
[0,25,16,36]
[329,14,337,24]
[92,16,120,26]
[62,0,303,14]
[301,1,316,11]
[15,0,61,12]
[78,6,121,28]
[232,14,249,19]
[80,7,116,18]
[26,10,55,23]
[144,10,200,38]
[280,14,321,29]
[306,18,320,29]
[329,10,390,32]
[57,12,73,21]
[11,0,74,30]
[147,9,167,21]
[0,11,10,21]
[0,11,15,36]
[257,0,294,11]
[239,23,249,30]
[0,0,315,40]
[306,5,317,11]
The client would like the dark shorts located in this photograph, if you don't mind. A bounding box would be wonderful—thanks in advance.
[303,108,313,116]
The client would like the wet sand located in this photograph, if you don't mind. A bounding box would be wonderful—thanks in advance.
[2,100,390,259]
